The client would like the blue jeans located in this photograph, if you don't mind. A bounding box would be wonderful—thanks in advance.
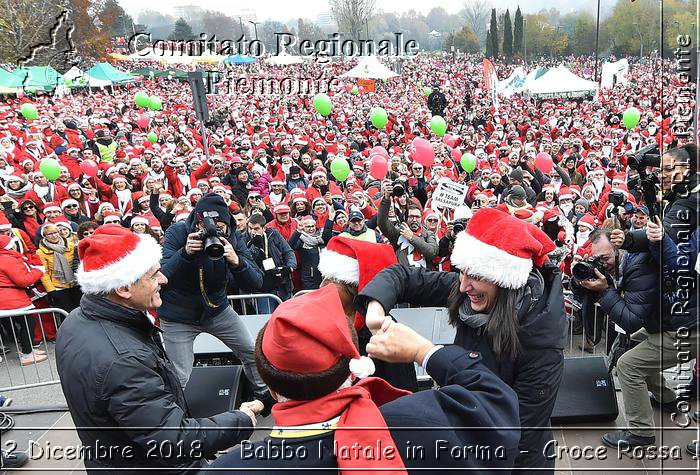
[160,306,267,396]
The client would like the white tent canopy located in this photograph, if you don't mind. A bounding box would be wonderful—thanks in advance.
[63,66,84,82]
[341,55,398,80]
[601,59,629,89]
[525,65,598,99]
[266,48,304,66]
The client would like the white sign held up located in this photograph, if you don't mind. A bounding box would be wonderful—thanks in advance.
[432,181,468,209]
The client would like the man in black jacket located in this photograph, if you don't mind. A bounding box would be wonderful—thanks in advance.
[57,225,256,474]
[158,194,267,396]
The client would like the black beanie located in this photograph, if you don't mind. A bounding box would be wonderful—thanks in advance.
[194,193,231,227]
[508,185,526,200]
[509,168,524,184]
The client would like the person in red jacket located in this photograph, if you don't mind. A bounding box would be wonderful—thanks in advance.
[0,234,48,366]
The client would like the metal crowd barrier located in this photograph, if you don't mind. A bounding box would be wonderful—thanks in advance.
[563,290,615,359]
[0,308,69,392]
[227,293,283,315]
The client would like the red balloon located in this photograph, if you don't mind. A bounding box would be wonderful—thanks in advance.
[443,134,458,148]
[369,155,389,180]
[371,146,389,159]
[80,159,98,177]
[137,114,150,130]
[450,148,462,162]
[411,137,435,168]
[535,152,554,174]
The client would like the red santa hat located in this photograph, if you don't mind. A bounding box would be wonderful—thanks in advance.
[557,186,572,201]
[53,216,72,230]
[130,216,149,227]
[577,213,596,231]
[450,208,555,289]
[61,199,80,209]
[102,211,122,224]
[273,204,291,214]
[318,237,398,328]
[0,213,11,230]
[76,225,162,295]
[174,210,189,223]
[42,202,61,214]
[261,286,409,473]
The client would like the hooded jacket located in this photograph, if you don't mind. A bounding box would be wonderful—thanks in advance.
[158,214,263,324]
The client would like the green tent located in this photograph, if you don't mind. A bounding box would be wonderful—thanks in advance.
[13,66,63,91]
[0,68,23,94]
[164,68,189,80]
[131,67,168,78]
[85,62,135,86]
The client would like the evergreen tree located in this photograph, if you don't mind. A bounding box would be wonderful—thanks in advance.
[513,6,523,55]
[489,9,499,57]
[503,9,513,58]
[169,18,195,41]
[485,29,493,57]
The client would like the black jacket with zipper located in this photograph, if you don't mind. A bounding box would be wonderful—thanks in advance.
[56,294,253,474]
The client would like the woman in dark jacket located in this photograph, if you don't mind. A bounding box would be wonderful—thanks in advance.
[288,216,334,290]
[356,208,568,474]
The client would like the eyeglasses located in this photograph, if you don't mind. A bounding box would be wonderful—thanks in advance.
[426,218,438,223]
[65,204,78,209]
[22,205,35,210]
[82,230,95,237]
[44,231,60,237]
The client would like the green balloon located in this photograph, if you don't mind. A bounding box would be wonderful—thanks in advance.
[134,91,149,107]
[622,107,641,130]
[313,93,332,116]
[25,87,37,94]
[40,158,61,181]
[148,96,163,111]
[20,103,38,120]
[460,153,477,173]
[330,157,350,181]
[424,87,432,96]
[147,132,158,143]
[370,107,388,129]
[430,115,447,137]
[351,86,359,95]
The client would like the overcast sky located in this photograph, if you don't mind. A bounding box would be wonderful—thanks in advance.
[118,0,601,24]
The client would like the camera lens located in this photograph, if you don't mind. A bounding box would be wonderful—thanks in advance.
[204,236,225,260]
[572,261,594,281]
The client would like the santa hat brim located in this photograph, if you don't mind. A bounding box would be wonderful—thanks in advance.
[450,232,532,289]
[77,234,162,295]
[317,248,359,286]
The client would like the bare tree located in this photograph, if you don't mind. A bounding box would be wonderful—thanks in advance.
[460,0,491,45]
[329,0,375,41]
[0,0,65,64]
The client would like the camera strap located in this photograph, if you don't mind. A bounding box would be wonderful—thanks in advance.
[198,265,227,309]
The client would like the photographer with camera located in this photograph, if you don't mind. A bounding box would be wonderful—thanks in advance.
[245,213,297,311]
[576,227,684,450]
[377,180,438,270]
[158,193,268,398]
[438,205,472,265]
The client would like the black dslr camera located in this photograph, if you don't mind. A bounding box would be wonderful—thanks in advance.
[392,179,409,197]
[608,190,625,208]
[572,256,606,282]
[452,219,467,235]
[197,211,226,260]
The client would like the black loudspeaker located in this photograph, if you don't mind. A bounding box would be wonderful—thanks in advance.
[551,356,619,424]
[185,364,244,418]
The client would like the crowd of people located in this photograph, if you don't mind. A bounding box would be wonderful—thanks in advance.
[0,50,697,472]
